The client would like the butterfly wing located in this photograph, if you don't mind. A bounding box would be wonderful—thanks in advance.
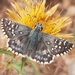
[7,35,30,57]
[1,18,32,56]
[1,18,32,38]
[27,37,54,64]
[42,33,74,56]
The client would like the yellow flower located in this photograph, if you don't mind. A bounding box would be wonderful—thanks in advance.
[6,0,73,38]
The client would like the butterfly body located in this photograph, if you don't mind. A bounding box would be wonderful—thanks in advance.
[1,18,74,64]
[28,24,42,51]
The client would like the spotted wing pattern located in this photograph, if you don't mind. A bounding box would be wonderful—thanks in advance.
[1,18,32,38]
[26,33,74,64]
[27,38,54,64]
[1,18,32,57]
[1,18,74,64]
[42,33,74,56]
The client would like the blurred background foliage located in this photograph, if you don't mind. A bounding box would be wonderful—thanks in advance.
[0,0,75,75]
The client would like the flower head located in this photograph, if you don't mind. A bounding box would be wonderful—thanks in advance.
[6,0,73,38]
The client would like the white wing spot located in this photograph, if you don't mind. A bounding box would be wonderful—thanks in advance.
[64,41,66,45]
[60,53,63,56]
[40,62,43,64]
[66,51,69,53]
[55,45,58,48]
[15,25,19,29]
[8,21,11,25]
[12,29,14,32]
[58,41,62,45]
[5,24,7,26]
[49,60,53,63]
[52,48,54,50]
[18,53,25,57]
[12,31,14,35]
[12,50,15,53]
[37,55,40,59]
[19,53,22,56]
[64,52,66,54]
[72,45,74,48]
[42,50,46,55]
[48,54,50,57]
[65,47,67,49]
[44,62,48,64]
[1,19,3,22]
[44,58,48,61]
[8,20,11,25]
[70,47,72,50]
[68,49,70,51]
[59,46,61,49]
[12,41,14,43]
[55,39,57,43]
[12,24,14,28]
[1,26,4,29]
[13,34,16,36]
[2,29,4,32]
[47,42,50,45]
[3,32,6,34]
[8,47,12,51]
[15,52,18,55]
[9,28,11,30]
[56,54,60,57]
[19,31,23,34]
[33,59,36,62]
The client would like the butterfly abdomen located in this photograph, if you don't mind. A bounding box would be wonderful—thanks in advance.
[28,30,40,50]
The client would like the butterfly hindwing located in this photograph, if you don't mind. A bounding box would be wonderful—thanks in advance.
[7,35,30,57]
[1,18,32,38]
[42,33,74,56]
[26,36,54,64]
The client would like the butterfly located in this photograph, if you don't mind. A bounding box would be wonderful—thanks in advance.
[1,18,74,64]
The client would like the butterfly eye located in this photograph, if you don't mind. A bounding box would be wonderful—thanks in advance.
[34,25,37,28]
[41,26,43,30]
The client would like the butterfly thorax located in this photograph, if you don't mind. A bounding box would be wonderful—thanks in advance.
[28,24,42,50]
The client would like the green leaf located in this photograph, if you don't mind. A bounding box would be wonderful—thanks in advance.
[10,56,27,75]
[0,48,27,75]
[0,47,13,56]
[21,57,25,70]
[0,47,40,75]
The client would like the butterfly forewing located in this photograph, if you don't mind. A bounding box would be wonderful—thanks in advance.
[42,33,74,56]
[1,18,32,38]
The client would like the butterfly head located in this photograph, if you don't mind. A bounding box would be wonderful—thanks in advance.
[34,23,43,31]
